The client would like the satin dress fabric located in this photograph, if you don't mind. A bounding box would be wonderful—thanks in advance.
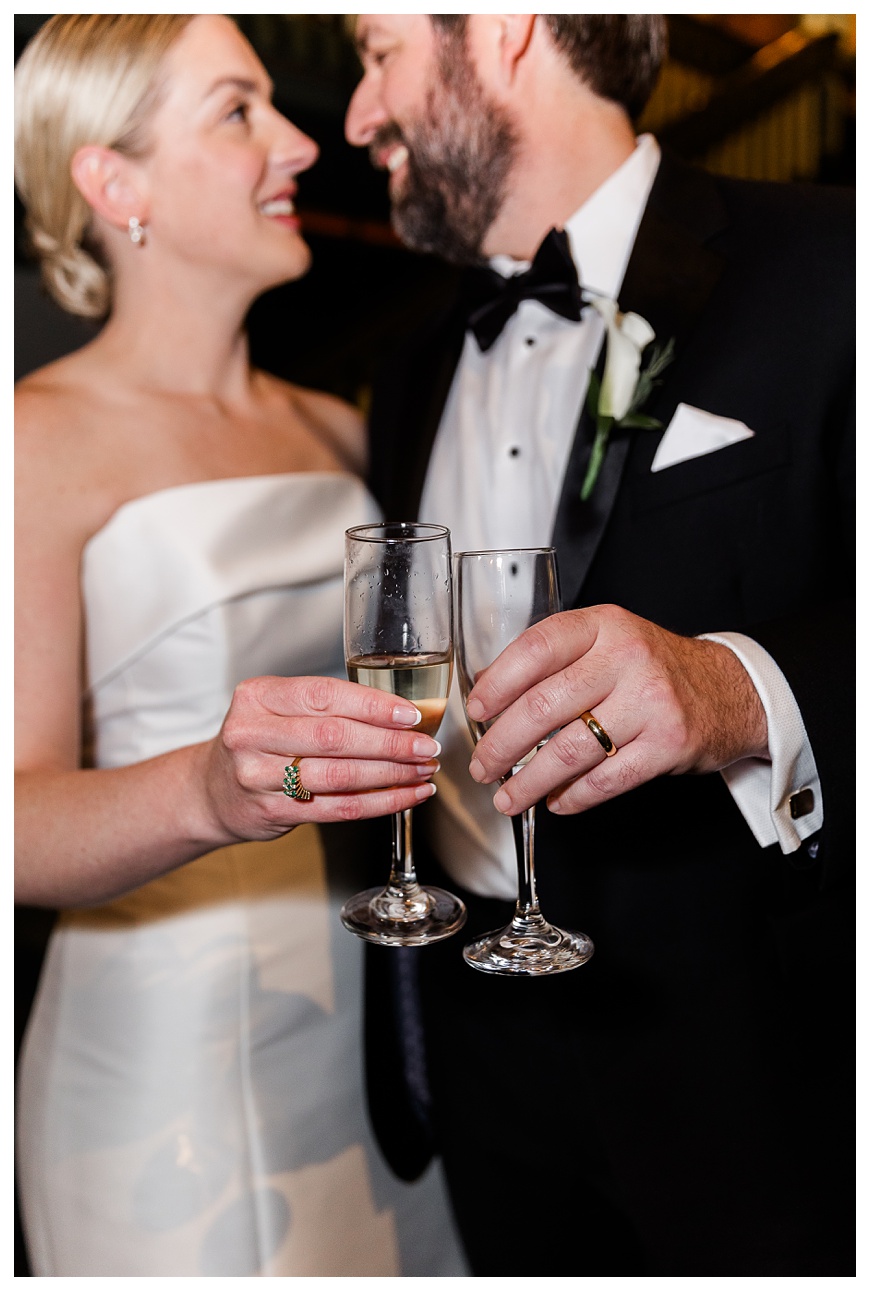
[16,473,467,1277]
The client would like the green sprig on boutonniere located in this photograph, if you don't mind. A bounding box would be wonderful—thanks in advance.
[581,295,675,501]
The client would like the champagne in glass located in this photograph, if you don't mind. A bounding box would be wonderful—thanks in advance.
[455,548,593,975]
[346,652,452,737]
[341,522,467,946]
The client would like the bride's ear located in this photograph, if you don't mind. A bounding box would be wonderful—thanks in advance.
[71,145,149,232]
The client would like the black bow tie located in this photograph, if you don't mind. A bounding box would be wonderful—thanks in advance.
[465,227,585,353]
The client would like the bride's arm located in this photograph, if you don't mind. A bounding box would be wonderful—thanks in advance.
[16,694,438,910]
[15,393,437,909]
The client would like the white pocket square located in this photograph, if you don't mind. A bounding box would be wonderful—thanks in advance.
[651,403,755,472]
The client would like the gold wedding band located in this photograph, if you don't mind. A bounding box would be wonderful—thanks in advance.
[579,711,618,757]
[283,757,312,801]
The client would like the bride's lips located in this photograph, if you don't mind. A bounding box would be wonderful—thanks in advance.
[257,193,301,230]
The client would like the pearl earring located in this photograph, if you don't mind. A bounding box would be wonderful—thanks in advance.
[128,216,145,246]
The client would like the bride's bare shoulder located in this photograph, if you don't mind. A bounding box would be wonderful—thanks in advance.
[18,359,92,463]
[16,347,107,429]
[16,354,123,541]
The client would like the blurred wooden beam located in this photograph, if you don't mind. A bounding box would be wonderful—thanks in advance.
[300,209,401,248]
[658,30,840,159]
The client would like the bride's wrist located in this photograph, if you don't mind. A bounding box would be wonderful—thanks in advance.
[176,740,244,852]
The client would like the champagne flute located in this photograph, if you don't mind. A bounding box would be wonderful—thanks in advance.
[341,522,467,946]
[455,548,593,975]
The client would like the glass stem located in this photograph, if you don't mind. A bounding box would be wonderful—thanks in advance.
[511,805,542,922]
[388,808,420,894]
[369,808,432,924]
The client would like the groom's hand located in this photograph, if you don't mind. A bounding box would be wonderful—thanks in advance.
[465,605,769,817]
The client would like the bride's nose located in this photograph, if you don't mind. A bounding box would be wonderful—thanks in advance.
[269,110,319,176]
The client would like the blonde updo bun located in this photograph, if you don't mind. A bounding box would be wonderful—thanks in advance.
[14,14,193,319]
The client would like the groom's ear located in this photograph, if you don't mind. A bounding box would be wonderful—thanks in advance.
[471,15,536,88]
[70,145,149,233]
[494,15,536,83]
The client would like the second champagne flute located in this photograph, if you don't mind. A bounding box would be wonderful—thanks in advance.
[341,521,467,946]
[455,547,594,975]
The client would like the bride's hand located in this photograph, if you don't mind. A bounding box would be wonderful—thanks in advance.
[197,676,441,843]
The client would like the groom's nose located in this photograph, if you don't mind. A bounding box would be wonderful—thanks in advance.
[345,72,386,147]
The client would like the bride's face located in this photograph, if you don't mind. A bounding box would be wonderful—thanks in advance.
[136,14,319,291]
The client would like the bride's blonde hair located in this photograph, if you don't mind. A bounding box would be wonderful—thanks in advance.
[15,14,193,319]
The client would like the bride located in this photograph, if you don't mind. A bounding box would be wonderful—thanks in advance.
[15,14,466,1277]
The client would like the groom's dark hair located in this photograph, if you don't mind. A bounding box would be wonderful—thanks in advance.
[429,14,667,120]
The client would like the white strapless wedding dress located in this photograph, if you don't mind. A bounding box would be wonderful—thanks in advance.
[16,473,467,1277]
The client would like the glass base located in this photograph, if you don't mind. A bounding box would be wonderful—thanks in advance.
[340,884,467,947]
[463,912,593,976]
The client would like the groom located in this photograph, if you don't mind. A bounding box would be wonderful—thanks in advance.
[344,15,854,1275]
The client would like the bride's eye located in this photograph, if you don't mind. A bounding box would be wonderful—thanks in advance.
[225,100,249,124]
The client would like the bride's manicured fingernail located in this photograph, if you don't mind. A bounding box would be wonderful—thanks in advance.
[414,737,441,758]
[415,781,437,800]
[394,704,422,726]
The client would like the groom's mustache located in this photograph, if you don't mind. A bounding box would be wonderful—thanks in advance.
[369,123,407,173]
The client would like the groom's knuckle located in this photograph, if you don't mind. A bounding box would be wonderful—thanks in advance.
[524,621,557,667]
[527,684,557,725]
[553,728,584,768]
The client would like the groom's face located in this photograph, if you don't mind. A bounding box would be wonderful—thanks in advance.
[346,15,517,265]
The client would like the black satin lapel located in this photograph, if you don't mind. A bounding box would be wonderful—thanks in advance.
[551,360,628,612]
[553,155,728,609]
[617,154,728,349]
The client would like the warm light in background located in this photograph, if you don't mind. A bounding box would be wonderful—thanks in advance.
[694,14,855,50]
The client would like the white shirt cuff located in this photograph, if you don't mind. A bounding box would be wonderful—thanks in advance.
[698,632,823,854]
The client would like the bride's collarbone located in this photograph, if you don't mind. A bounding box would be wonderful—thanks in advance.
[19,367,360,548]
[95,428,353,543]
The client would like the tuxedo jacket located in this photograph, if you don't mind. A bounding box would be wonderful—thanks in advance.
[369,150,854,880]
[349,152,854,1262]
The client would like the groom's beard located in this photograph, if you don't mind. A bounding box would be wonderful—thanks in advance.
[373,51,518,266]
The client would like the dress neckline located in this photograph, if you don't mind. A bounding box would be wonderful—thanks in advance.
[84,471,366,556]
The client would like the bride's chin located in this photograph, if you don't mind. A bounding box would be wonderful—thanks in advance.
[264,259,312,294]
[259,239,313,289]
[288,242,313,281]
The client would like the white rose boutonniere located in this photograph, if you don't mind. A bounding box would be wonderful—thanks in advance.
[581,295,675,501]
